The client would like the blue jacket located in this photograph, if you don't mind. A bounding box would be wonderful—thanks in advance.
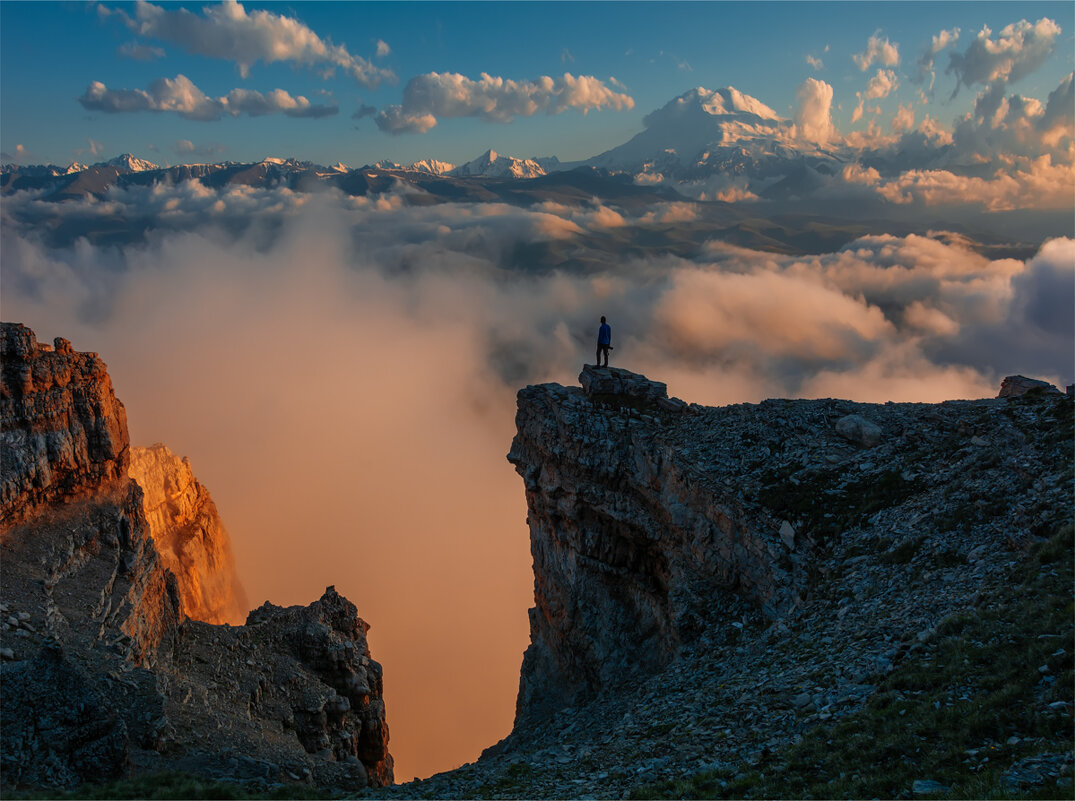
[598,323,611,345]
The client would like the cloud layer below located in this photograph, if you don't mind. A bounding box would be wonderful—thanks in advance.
[2,155,1072,783]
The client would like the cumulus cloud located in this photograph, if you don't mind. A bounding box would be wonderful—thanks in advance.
[891,103,915,134]
[100,0,395,87]
[953,72,1075,161]
[793,77,834,145]
[375,71,634,134]
[872,154,1075,212]
[79,75,338,120]
[806,53,824,70]
[914,27,960,89]
[853,31,900,71]
[853,68,900,122]
[118,41,165,61]
[948,17,1061,92]
[375,39,391,58]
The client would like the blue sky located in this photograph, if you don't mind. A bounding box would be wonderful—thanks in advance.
[2,1,1072,167]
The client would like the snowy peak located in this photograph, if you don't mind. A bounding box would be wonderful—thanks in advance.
[451,149,546,179]
[408,158,455,175]
[579,83,827,194]
[105,153,159,173]
[64,162,88,175]
[642,86,783,129]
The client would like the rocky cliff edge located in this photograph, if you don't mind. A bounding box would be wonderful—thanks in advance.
[0,323,392,792]
[395,364,1071,800]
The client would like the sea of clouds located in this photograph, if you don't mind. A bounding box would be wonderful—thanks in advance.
[2,184,1072,778]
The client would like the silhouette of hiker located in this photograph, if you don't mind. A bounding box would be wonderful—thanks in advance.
[596,316,612,367]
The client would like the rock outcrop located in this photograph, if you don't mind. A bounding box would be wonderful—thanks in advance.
[997,374,1062,398]
[1,322,129,526]
[508,365,806,721]
[461,364,1073,801]
[0,324,392,793]
[129,444,248,625]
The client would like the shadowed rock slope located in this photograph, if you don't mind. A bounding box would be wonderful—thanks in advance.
[0,323,392,793]
[376,365,1072,799]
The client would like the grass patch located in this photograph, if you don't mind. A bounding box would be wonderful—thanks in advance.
[635,523,1075,800]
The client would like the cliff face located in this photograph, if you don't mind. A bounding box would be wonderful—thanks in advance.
[129,444,248,625]
[506,365,1073,742]
[0,323,129,526]
[0,324,392,792]
[508,367,805,722]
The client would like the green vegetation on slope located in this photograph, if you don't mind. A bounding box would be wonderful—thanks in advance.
[634,523,1075,800]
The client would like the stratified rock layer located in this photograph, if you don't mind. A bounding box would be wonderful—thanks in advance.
[0,324,392,792]
[129,444,248,625]
[1,322,129,526]
[508,366,805,722]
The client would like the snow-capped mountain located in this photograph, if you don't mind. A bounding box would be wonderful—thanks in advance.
[569,86,844,199]
[2,86,854,204]
[374,158,457,175]
[105,153,159,173]
[408,158,455,176]
[64,162,87,175]
[451,149,546,179]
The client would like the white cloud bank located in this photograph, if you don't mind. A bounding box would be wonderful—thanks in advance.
[100,0,395,87]
[2,185,1071,778]
[79,75,337,120]
[375,72,634,134]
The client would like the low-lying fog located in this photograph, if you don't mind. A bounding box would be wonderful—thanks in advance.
[3,185,1072,779]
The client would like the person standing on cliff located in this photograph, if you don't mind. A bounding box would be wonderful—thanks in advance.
[596,316,612,367]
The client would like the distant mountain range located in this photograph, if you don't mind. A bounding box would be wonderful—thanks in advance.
[2,86,853,203]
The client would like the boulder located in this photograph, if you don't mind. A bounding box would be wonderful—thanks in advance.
[835,414,882,448]
[579,365,668,403]
[997,375,1061,398]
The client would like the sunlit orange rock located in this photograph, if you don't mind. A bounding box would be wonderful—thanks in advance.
[129,444,248,625]
[0,322,129,527]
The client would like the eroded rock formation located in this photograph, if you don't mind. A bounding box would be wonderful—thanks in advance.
[508,365,805,722]
[129,444,248,625]
[1,322,129,525]
[0,324,391,792]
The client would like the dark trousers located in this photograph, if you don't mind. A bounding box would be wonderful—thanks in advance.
[596,344,610,367]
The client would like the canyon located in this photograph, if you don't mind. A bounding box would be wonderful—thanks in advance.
[1,324,1071,798]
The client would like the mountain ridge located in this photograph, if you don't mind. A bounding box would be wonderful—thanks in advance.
[0,323,393,793]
